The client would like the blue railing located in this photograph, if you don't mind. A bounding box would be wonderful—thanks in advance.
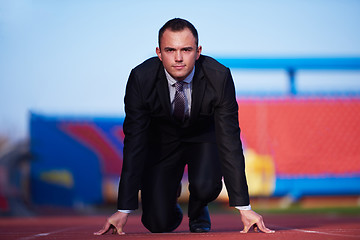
[217,57,360,95]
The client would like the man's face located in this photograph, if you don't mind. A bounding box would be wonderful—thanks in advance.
[156,28,202,81]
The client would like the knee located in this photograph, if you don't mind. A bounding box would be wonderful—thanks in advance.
[142,220,176,233]
[141,205,183,233]
[189,179,222,202]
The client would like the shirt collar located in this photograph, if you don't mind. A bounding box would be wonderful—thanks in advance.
[164,67,195,85]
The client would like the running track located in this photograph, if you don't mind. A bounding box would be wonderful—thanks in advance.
[1,213,360,240]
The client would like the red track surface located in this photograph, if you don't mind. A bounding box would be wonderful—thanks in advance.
[1,213,360,240]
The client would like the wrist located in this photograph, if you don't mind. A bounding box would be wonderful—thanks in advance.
[118,209,133,214]
[235,204,251,211]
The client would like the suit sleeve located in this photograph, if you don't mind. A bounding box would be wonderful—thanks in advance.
[214,68,250,207]
[117,69,150,210]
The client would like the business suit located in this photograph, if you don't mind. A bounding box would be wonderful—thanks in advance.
[117,55,249,232]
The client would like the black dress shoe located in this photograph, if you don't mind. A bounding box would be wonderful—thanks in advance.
[189,206,211,233]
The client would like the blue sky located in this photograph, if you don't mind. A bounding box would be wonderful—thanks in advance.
[1,0,360,140]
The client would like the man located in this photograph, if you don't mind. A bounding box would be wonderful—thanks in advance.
[95,18,274,235]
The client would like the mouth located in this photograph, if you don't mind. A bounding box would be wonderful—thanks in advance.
[173,65,185,70]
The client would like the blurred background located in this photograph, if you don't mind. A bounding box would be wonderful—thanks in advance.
[0,0,359,216]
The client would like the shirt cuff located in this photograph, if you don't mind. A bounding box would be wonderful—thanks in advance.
[235,205,252,211]
[118,209,134,214]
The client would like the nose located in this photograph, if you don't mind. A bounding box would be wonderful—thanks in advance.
[175,50,183,62]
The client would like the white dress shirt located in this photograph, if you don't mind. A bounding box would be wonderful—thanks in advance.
[164,67,193,117]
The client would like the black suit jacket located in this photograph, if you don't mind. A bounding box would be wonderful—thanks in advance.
[117,55,249,210]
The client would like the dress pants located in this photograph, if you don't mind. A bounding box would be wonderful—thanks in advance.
[140,142,223,233]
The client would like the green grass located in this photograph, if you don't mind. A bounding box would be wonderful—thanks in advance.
[204,201,360,216]
[255,205,360,215]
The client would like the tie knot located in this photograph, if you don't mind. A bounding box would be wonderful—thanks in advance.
[175,81,184,92]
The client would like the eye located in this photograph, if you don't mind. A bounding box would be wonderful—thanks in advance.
[183,48,192,52]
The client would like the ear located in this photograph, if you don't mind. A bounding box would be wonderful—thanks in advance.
[196,46,202,60]
[156,47,162,61]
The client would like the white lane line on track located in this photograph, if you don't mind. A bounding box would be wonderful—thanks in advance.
[18,226,84,240]
[269,225,360,239]
[34,233,50,237]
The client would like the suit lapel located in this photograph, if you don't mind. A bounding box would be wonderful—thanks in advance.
[190,62,206,124]
[155,67,172,118]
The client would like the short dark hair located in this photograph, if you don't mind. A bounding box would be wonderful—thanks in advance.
[158,18,199,47]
